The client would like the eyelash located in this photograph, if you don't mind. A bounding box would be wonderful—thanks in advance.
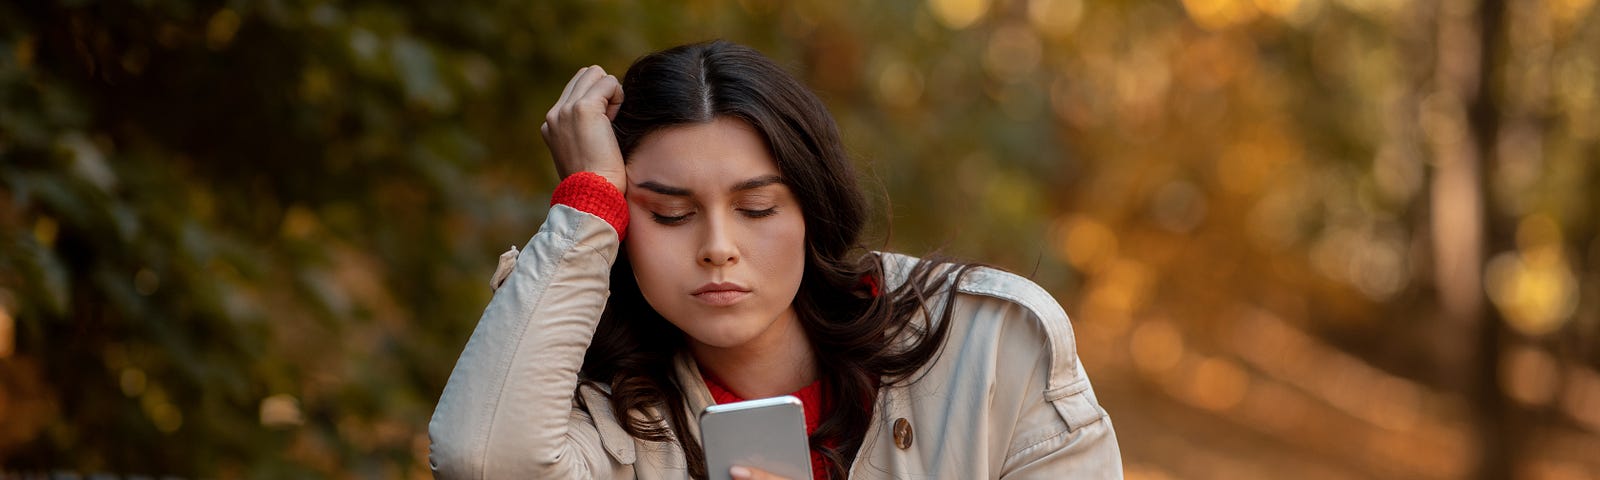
[650,212,691,225]
[650,208,777,225]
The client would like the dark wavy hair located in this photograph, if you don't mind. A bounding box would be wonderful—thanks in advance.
[577,40,972,479]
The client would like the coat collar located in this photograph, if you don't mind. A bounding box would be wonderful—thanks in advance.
[672,351,714,443]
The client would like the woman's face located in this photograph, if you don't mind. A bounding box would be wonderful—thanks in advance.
[623,117,807,351]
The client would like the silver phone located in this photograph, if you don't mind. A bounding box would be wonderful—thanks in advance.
[699,395,813,480]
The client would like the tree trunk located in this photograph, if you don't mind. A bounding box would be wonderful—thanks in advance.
[1429,0,1510,477]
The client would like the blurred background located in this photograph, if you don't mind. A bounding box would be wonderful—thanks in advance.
[1,0,1597,478]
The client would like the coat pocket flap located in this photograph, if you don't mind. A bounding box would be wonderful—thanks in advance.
[577,385,637,465]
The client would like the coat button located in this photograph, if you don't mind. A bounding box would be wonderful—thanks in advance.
[892,418,913,449]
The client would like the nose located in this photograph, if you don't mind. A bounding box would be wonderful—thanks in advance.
[698,213,739,267]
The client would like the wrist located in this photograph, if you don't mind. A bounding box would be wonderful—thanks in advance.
[550,171,629,239]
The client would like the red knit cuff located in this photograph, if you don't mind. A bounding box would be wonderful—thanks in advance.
[550,172,628,239]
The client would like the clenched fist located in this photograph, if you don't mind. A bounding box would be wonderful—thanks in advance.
[540,65,627,193]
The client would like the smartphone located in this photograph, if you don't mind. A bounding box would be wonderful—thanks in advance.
[699,395,813,480]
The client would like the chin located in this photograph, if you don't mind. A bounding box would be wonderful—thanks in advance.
[679,317,768,349]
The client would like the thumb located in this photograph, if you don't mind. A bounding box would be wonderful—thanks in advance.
[730,466,789,480]
[601,74,624,120]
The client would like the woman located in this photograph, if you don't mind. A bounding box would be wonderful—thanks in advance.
[429,40,1121,479]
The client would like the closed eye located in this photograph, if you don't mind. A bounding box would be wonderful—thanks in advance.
[650,212,693,225]
[740,207,777,218]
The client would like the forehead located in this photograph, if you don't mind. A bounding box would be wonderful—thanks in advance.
[626,117,779,182]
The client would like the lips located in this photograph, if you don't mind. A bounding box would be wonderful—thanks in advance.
[691,282,751,306]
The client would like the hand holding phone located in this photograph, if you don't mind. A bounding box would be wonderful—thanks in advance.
[699,395,812,480]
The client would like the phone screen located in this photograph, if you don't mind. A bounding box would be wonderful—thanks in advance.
[699,395,813,480]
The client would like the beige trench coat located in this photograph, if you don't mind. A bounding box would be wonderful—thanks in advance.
[429,204,1123,478]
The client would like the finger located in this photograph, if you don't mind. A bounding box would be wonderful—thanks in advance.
[569,64,604,97]
[549,66,590,126]
[568,65,608,103]
[599,75,624,120]
[572,73,621,119]
[540,121,550,140]
[730,466,789,480]
[562,66,609,119]
[558,66,590,104]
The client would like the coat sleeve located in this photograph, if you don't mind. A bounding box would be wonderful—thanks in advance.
[955,268,1124,479]
[428,204,627,479]
[998,364,1124,479]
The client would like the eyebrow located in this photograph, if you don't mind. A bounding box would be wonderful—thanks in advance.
[634,175,784,197]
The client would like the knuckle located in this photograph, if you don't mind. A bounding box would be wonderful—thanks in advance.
[571,100,601,115]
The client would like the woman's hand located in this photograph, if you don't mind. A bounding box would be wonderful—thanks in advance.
[730,466,791,480]
[540,65,627,193]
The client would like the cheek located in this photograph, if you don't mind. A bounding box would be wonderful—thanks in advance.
[765,216,808,284]
[623,224,681,304]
